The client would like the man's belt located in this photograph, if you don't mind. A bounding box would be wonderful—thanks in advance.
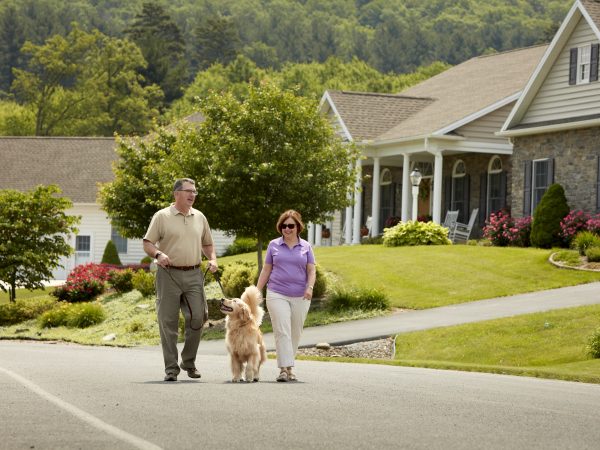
[168,264,201,271]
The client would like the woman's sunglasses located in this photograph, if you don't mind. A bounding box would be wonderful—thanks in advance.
[280,223,296,229]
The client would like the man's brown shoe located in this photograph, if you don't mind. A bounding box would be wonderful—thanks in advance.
[164,373,177,382]
[180,364,201,379]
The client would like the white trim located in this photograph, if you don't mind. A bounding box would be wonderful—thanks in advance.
[502,1,600,132]
[434,93,521,136]
[452,160,466,178]
[319,91,353,142]
[498,116,600,137]
[380,168,392,186]
[372,133,463,147]
[488,155,503,174]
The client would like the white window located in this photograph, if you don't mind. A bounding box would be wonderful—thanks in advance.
[578,45,591,84]
[111,226,128,254]
[487,156,503,216]
[532,159,551,212]
[75,235,92,266]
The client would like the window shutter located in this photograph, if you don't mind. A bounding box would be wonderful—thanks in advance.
[444,176,452,214]
[591,44,599,82]
[523,160,532,216]
[597,155,600,212]
[569,48,578,85]
[479,173,487,225]
[547,158,555,186]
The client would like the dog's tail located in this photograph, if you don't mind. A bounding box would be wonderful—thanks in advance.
[242,285,265,326]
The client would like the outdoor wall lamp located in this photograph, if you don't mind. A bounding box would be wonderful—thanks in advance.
[410,168,422,221]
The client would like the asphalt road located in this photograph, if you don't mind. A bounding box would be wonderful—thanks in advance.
[1,341,600,450]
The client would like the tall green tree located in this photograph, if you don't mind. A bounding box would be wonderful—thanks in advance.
[0,185,79,302]
[101,83,359,270]
[172,83,360,269]
[193,14,241,71]
[0,5,25,94]
[11,26,160,136]
[125,2,188,105]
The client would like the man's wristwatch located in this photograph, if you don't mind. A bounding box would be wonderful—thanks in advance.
[154,251,162,259]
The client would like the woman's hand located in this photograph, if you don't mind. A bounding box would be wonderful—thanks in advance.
[303,287,313,301]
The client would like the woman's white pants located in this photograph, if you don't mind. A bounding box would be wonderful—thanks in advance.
[266,289,311,368]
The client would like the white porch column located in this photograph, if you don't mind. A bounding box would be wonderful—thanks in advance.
[371,157,381,236]
[401,154,411,222]
[344,161,354,245]
[352,159,363,245]
[308,222,315,245]
[315,223,322,247]
[432,152,443,224]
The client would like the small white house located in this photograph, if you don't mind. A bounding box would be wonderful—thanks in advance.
[0,136,233,280]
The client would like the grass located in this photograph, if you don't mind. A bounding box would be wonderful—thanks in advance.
[221,245,600,308]
[0,287,54,305]
[299,304,600,384]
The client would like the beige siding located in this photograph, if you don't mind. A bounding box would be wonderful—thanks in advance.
[327,109,348,140]
[522,17,600,125]
[456,102,515,143]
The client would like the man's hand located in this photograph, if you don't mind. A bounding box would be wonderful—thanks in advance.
[156,252,170,268]
[207,259,218,273]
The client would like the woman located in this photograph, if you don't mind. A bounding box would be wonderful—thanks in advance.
[257,210,316,382]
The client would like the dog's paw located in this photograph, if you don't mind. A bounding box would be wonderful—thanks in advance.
[232,377,243,383]
[252,377,259,382]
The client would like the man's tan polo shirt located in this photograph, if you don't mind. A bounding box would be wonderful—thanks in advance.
[144,205,214,266]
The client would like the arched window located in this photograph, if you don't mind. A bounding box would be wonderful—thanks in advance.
[380,168,392,186]
[451,160,468,222]
[487,156,505,216]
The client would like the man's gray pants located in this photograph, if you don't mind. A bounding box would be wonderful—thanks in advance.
[155,267,206,376]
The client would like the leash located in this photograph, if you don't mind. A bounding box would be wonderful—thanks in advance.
[161,264,223,331]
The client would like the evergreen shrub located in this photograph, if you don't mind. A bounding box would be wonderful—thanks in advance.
[312,265,327,299]
[530,184,570,248]
[101,240,122,265]
[0,296,56,325]
[222,237,266,256]
[585,246,600,263]
[38,302,105,328]
[383,221,451,246]
[108,268,135,294]
[221,262,258,298]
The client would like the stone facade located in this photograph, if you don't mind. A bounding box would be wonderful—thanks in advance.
[511,126,600,218]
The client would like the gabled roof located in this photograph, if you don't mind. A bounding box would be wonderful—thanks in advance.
[502,0,600,134]
[376,45,548,143]
[320,91,434,141]
[0,137,116,203]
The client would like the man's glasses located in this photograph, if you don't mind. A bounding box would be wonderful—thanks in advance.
[280,223,296,229]
[178,189,198,195]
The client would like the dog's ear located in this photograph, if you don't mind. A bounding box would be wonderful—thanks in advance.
[240,303,250,321]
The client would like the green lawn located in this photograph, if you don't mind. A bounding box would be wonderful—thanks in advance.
[222,245,600,309]
[0,287,53,305]
[302,304,600,384]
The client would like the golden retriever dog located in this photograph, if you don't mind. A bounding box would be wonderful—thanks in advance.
[220,285,267,382]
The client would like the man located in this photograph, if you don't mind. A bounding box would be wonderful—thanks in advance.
[143,178,218,381]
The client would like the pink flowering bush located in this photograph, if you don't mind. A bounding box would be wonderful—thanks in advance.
[483,210,532,247]
[52,263,111,303]
[586,215,600,235]
[559,210,591,246]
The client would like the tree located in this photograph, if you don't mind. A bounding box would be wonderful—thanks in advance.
[101,83,359,270]
[174,83,360,270]
[0,185,79,302]
[101,240,122,266]
[194,14,241,71]
[530,183,570,249]
[0,5,25,94]
[125,2,187,105]
[10,26,160,136]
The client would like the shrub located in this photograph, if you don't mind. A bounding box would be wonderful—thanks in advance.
[108,268,134,294]
[361,236,383,245]
[221,262,258,298]
[587,327,600,358]
[384,216,401,227]
[38,302,105,328]
[101,240,122,265]
[483,210,513,246]
[327,286,390,312]
[38,303,70,328]
[0,296,56,326]
[132,270,155,297]
[313,265,327,299]
[572,231,600,256]
[585,246,600,263]
[559,210,591,246]
[222,237,266,256]
[530,184,570,248]
[66,302,106,328]
[52,278,105,303]
[140,256,152,264]
[587,215,600,235]
[383,220,451,247]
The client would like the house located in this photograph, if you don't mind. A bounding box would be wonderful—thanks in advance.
[0,136,233,280]
[499,0,600,218]
[318,45,548,245]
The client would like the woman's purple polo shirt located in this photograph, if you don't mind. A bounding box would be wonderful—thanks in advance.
[265,237,315,297]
